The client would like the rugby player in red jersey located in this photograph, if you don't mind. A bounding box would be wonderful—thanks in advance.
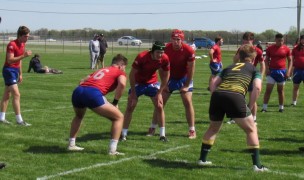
[0,26,32,126]
[121,41,170,142]
[150,29,197,139]
[208,36,224,90]
[68,54,128,155]
[291,35,304,106]
[261,33,292,112]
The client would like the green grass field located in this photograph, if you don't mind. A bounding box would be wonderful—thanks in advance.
[0,46,303,180]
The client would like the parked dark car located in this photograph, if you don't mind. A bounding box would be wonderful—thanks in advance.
[194,37,215,49]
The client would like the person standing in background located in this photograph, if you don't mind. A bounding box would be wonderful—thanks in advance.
[89,34,100,70]
[97,34,108,69]
[208,36,223,90]
[291,35,304,106]
[256,41,263,52]
[261,33,292,112]
[189,39,197,51]
[0,25,32,126]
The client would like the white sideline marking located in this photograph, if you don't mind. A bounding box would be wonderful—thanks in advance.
[36,145,190,180]
[6,100,127,115]
[271,170,304,179]
[7,106,72,114]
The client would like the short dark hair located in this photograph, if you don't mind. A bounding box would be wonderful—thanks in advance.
[242,32,254,41]
[215,36,222,43]
[17,26,30,38]
[275,33,284,39]
[112,54,128,66]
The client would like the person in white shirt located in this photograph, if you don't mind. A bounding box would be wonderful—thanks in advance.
[89,34,100,70]
[189,39,197,51]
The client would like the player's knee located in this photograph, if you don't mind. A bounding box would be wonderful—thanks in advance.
[12,92,20,99]
[242,124,256,134]
[112,112,124,122]
[155,103,164,110]
[126,102,137,112]
[75,113,85,119]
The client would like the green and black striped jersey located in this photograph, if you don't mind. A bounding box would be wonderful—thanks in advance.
[216,62,262,96]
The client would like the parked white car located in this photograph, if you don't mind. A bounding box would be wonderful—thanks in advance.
[46,38,56,42]
[117,36,142,46]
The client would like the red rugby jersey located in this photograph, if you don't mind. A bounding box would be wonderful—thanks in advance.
[81,66,126,95]
[132,51,170,84]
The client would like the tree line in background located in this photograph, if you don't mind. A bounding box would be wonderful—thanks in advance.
[3,26,304,45]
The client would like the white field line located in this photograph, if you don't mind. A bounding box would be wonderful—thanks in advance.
[6,106,72,114]
[271,170,304,179]
[6,99,128,115]
[36,145,190,180]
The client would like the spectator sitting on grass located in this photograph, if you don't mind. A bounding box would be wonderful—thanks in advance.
[27,54,62,74]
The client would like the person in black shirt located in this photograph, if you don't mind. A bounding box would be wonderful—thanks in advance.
[97,34,108,69]
[28,54,62,74]
[28,54,46,73]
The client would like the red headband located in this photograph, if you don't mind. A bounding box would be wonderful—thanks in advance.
[171,29,184,40]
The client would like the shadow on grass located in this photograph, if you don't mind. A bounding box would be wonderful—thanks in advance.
[257,104,278,108]
[77,132,104,142]
[142,158,247,171]
[24,145,99,154]
[281,129,304,133]
[166,120,187,124]
[77,131,149,142]
[263,137,304,143]
[24,145,69,154]
[121,131,147,137]
[220,148,302,155]
[260,148,304,155]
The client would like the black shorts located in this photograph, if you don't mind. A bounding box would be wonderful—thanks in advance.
[98,53,105,61]
[209,91,251,121]
[36,68,46,73]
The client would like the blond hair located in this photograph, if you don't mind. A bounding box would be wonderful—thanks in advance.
[239,44,256,62]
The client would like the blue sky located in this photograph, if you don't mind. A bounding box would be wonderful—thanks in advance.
[0,0,301,33]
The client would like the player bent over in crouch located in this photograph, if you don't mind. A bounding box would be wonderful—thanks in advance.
[68,54,128,155]
[121,41,170,142]
[150,29,197,139]
[198,44,269,172]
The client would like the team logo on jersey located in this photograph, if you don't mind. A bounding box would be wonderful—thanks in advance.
[8,45,14,50]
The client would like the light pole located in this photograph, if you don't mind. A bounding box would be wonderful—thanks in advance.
[297,0,302,38]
